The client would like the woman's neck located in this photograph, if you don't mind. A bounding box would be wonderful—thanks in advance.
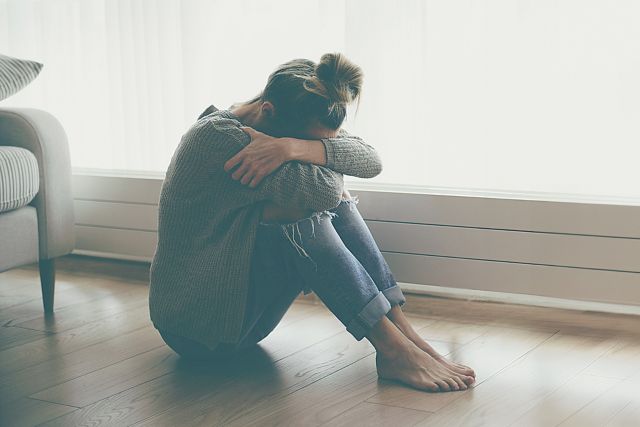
[229,101,261,128]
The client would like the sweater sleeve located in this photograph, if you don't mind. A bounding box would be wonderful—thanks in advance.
[207,117,344,212]
[320,129,383,178]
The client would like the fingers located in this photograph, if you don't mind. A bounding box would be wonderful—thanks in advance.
[224,152,244,172]
[226,127,257,171]
[240,126,258,137]
[237,164,265,187]
[231,159,251,180]
[249,174,263,188]
[240,166,256,185]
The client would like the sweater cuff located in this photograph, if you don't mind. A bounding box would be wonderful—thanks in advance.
[321,138,337,170]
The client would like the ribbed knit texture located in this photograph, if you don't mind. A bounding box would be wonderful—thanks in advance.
[0,146,40,213]
[0,54,43,101]
[149,108,383,349]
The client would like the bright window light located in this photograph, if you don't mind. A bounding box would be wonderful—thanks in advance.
[1,0,639,201]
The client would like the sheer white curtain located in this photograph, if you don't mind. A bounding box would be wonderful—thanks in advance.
[1,0,639,200]
[0,0,346,173]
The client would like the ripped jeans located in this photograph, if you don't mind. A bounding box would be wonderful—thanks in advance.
[159,194,406,359]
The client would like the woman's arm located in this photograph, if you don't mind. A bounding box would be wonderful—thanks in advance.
[211,118,344,212]
[285,129,383,179]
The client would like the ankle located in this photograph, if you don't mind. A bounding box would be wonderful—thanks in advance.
[386,306,422,340]
[367,317,414,359]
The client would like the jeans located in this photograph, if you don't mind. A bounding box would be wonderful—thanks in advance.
[159,195,406,359]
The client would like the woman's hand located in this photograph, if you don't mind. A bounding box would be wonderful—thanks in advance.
[224,127,290,188]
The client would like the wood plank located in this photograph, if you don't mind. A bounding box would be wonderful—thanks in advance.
[4,255,640,427]
[0,274,148,331]
[226,353,381,427]
[560,370,640,426]
[511,373,620,427]
[582,338,640,380]
[32,306,349,423]
[368,221,640,272]
[0,397,77,427]
[558,341,640,426]
[135,331,375,427]
[13,286,148,333]
[0,269,78,310]
[607,401,640,427]
[31,345,179,408]
[321,402,431,427]
[40,329,373,427]
[29,304,326,408]
[223,340,461,427]
[367,324,557,412]
[412,333,617,427]
[0,304,151,374]
[0,281,139,328]
[0,326,163,403]
[0,325,50,351]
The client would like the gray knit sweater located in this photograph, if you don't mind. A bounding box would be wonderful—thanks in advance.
[149,108,383,349]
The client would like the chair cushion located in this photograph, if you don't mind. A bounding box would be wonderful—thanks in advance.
[0,53,43,101]
[0,146,40,213]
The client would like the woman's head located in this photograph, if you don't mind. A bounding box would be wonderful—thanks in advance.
[250,53,363,139]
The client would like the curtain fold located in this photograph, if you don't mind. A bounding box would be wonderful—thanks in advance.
[1,0,639,200]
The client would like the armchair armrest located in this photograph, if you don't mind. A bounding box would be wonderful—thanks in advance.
[0,107,75,259]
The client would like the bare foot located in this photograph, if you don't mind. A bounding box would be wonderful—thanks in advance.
[386,307,476,379]
[410,336,476,380]
[376,341,475,392]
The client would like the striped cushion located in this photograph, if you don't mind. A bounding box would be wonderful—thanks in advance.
[0,54,43,101]
[0,147,40,213]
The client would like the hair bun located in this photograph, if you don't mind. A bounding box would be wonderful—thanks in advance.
[304,53,363,109]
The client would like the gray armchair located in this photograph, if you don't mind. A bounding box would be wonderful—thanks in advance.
[0,107,75,313]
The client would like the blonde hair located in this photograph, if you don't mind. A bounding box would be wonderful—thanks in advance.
[254,53,363,130]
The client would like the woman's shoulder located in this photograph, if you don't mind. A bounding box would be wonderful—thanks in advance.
[186,109,248,148]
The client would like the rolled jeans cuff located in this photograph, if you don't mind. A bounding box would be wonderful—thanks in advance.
[346,292,392,341]
[382,285,406,307]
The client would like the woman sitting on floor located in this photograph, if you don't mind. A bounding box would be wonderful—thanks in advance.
[149,53,476,393]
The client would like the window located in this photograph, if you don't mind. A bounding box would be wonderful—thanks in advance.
[2,0,639,201]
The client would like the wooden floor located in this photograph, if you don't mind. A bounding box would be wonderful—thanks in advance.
[1,256,640,427]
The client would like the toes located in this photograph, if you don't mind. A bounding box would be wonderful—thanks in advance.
[444,377,459,391]
[462,375,476,386]
[452,376,467,390]
[434,379,451,392]
[456,363,476,377]
[422,381,440,392]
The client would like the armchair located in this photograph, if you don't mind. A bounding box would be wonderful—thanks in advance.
[0,107,75,313]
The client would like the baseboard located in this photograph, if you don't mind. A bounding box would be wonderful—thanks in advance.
[398,282,640,317]
[72,249,153,263]
[73,250,640,319]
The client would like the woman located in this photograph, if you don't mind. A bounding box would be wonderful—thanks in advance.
[149,53,476,392]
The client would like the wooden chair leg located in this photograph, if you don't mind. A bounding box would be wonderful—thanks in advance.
[39,258,56,314]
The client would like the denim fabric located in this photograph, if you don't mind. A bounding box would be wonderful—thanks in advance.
[159,196,405,359]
